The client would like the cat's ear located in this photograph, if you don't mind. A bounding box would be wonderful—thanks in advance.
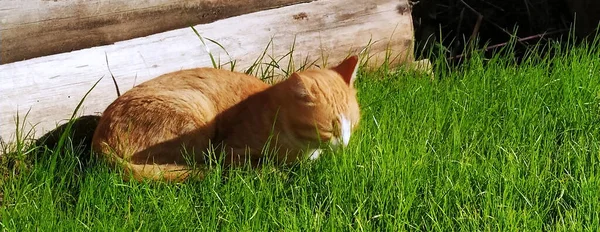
[332,55,359,86]
[289,73,315,102]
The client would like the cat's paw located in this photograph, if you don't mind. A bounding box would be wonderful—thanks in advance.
[308,149,322,160]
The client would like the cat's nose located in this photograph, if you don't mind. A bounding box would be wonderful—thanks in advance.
[331,137,340,147]
[330,136,348,148]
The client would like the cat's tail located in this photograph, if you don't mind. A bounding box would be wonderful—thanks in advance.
[108,155,205,182]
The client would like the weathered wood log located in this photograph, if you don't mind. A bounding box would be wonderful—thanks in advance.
[0,0,414,142]
[0,0,311,64]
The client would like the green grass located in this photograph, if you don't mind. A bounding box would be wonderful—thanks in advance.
[2,41,600,231]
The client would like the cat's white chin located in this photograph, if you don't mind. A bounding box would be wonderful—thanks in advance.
[340,115,352,146]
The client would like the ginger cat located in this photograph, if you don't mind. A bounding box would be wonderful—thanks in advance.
[92,56,361,181]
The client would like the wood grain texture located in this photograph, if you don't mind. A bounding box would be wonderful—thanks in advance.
[0,0,414,142]
[0,0,311,64]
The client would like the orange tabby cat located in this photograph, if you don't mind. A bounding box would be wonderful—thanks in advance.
[92,56,360,181]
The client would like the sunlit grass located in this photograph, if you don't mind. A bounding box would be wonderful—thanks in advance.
[2,39,600,230]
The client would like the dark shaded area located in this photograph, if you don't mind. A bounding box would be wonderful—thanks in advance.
[1,115,101,207]
[411,0,599,60]
[34,115,100,165]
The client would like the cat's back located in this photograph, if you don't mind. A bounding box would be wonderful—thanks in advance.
[135,68,268,106]
[104,68,270,119]
[93,67,269,159]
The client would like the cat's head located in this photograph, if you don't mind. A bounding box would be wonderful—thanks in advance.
[282,55,361,149]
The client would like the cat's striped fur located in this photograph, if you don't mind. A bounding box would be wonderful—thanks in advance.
[92,56,361,181]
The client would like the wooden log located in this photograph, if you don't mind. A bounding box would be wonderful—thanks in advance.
[0,0,311,64]
[0,0,414,142]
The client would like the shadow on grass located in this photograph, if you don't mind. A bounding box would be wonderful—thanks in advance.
[34,115,100,166]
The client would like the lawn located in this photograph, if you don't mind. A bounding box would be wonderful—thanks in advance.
[2,41,600,231]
